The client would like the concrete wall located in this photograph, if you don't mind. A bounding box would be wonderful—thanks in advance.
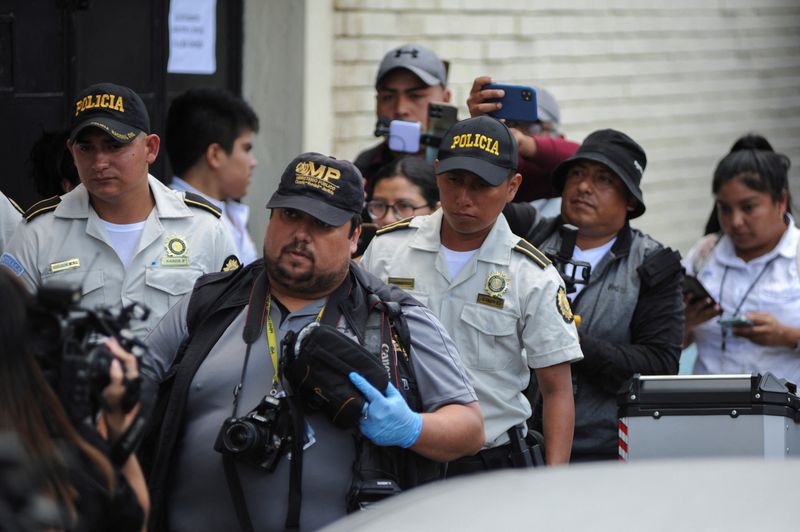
[242,0,335,253]
[330,0,800,254]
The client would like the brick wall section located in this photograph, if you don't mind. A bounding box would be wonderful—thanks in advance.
[331,0,800,254]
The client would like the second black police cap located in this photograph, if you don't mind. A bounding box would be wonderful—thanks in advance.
[266,153,365,227]
[69,83,150,144]
[436,116,519,186]
[552,128,647,218]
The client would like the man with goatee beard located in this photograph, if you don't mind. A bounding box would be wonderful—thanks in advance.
[141,152,483,531]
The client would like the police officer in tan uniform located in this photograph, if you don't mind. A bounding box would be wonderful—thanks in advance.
[361,116,583,472]
[1,83,237,336]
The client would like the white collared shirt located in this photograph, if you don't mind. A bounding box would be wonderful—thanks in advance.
[171,176,258,265]
[685,221,800,384]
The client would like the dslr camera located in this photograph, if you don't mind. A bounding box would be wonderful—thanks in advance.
[214,395,291,472]
[30,282,149,425]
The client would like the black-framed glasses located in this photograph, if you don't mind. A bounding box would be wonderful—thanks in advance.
[366,200,428,220]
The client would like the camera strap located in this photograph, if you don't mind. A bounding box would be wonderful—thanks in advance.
[220,272,267,532]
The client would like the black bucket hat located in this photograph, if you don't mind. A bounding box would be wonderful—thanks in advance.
[552,128,647,218]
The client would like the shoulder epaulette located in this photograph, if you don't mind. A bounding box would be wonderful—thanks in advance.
[513,238,551,269]
[23,196,61,223]
[375,216,414,236]
[183,192,221,218]
[7,196,23,215]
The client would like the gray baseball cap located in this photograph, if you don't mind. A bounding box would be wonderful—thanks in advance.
[376,43,447,88]
[534,87,561,127]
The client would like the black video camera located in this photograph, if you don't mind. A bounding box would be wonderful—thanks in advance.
[30,282,149,425]
[214,395,292,472]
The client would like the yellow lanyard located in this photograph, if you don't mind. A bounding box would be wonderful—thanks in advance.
[265,296,327,392]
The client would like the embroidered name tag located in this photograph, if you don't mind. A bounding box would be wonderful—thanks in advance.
[50,258,80,273]
[388,277,415,290]
[477,293,504,309]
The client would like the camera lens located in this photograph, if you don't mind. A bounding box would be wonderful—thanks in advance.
[224,421,261,454]
[522,90,532,101]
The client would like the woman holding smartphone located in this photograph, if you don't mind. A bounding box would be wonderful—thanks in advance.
[683,136,800,383]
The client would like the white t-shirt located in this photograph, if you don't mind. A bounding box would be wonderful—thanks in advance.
[440,244,478,280]
[569,237,617,301]
[100,219,146,270]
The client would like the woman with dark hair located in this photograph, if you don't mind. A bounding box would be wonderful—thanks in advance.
[366,156,440,228]
[702,134,785,235]
[683,137,800,383]
[0,269,147,531]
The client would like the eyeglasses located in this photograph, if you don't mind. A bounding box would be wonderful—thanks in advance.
[366,200,428,220]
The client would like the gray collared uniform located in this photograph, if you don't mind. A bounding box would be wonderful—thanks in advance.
[361,209,583,447]
[142,269,477,531]
[0,192,22,254]
[1,175,237,336]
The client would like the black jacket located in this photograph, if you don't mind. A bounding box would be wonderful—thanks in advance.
[504,203,684,459]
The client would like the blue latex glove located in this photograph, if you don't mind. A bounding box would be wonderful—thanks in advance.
[349,372,423,448]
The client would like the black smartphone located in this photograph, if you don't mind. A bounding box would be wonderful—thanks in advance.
[423,102,458,148]
[682,275,716,305]
[482,83,538,123]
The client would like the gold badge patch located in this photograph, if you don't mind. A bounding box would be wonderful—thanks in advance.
[166,236,188,256]
[556,286,574,323]
[221,255,241,272]
[484,271,510,298]
[162,235,190,267]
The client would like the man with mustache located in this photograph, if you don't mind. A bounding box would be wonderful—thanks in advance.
[142,152,483,531]
[1,82,237,336]
[502,129,684,462]
[361,116,583,472]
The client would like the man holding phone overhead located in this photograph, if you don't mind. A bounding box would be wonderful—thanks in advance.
[354,43,453,189]
[468,77,580,211]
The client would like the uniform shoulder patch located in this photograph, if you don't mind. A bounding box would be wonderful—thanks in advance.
[375,216,414,236]
[513,238,551,269]
[221,254,241,272]
[7,196,23,214]
[183,192,221,218]
[556,286,574,323]
[23,196,61,223]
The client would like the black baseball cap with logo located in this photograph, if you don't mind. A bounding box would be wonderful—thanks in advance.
[551,128,647,218]
[69,82,150,144]
[266,152,365,227]
[436,116,519,186]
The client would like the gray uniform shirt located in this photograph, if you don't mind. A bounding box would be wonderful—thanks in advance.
[144,289,476,531]
[0,175,236,336]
